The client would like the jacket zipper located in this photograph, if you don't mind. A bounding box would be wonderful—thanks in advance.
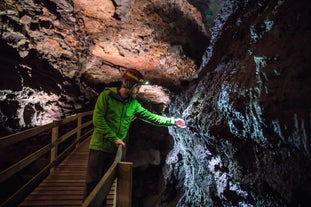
[117,102,126,137]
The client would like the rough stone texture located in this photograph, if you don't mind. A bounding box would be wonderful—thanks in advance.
[1,0,311,207]
[1,0,211,88]
[0,0,216,205]
[168,0,311,206]
[0,0,214,134]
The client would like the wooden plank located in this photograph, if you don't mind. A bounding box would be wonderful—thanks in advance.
[50,171,86,175]
[1,111,93,207]
[1,163,53,207]
[60,113,78,124]
[116,162,133,207]
[82,163,117,206]
[79,110,93,117]
[20,200,83,206]
[50,126,59,173]
[9,132,122,207]
[0,122,57,149]
[82,146,123,207]
[81,120,93,128]
[106,179,117,207]
[37,182,84,187]
[57,127,78,143]
[34,186,84,191]
[0,144,52,183]
[43,179,85,183]
[18,138,90,207]
[29,190,84,195]
[23,195,83,200]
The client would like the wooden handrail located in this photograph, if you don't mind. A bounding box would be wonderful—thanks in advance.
[82,145,133,207]
[0,122,58,149]
[0,111,93,207]
[0,109,132,207]
[82,145,123,207]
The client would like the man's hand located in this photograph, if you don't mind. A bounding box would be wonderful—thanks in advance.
[115,139,126,147]
[174,118,186,128]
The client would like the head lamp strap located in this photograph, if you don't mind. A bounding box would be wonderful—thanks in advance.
[128,83,138,92]
[128,83,140,98]
[125,72,144,83]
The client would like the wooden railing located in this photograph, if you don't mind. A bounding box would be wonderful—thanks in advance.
[82,145,133,207]
[0,111,93,207]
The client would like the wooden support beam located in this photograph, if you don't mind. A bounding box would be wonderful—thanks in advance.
[50,125,59,173]
[116,162,133,207]
[76,114,82,148]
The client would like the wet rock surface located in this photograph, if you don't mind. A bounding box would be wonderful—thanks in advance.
[168,0,311,206]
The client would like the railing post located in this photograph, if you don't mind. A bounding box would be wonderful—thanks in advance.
[116,162,133,207]
[76,113,82,148]
[50,124,59,173]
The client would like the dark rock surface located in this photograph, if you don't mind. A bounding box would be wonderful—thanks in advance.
[167,0,311,206]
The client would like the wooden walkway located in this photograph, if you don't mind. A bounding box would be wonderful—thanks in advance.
[18,138,116,207]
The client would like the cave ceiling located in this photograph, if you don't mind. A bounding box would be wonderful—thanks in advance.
[0,0,214,92]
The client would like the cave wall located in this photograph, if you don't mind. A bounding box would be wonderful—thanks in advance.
[167,0,311,206]
[0,39,89,136]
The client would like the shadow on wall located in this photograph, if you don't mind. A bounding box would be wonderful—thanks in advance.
[0,40,87,136]
[143,3,210,67]
[187,0,220,28]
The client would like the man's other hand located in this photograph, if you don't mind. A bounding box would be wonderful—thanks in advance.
[115,139,126,147]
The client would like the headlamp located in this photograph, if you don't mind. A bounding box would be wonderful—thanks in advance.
[143,80,151,85]
[124,71,150,85]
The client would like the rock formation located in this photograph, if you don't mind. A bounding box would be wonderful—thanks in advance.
[167,0,311,206]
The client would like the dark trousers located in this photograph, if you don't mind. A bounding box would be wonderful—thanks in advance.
[83,149,115,204]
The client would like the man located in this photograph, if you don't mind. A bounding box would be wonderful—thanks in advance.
[83,68,186,201]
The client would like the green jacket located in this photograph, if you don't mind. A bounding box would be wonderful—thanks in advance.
[90,87,175,153]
